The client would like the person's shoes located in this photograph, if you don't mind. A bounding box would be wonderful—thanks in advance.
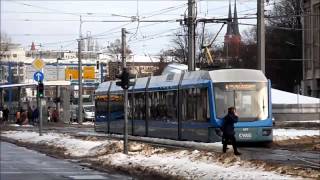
[234,152,241,156]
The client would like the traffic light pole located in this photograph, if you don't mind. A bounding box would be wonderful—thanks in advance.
[37,81,43,136]
[78,39,83,124]
[122,28,128,154]
[39,96,43,136]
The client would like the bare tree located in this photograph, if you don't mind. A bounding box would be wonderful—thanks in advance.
[0,32,12,56]
[107,39,132,56]
[160,28,217,65]
[240,0,302,92]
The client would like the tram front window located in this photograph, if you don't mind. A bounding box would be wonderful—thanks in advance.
[214,82,268,121]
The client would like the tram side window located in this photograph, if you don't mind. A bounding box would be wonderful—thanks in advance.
[181,88,208,122]
[95,98,108,116]
[129,93,145,120]
[149,91,178,121]
[109,94,124,114]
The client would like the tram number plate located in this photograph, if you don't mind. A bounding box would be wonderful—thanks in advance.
[239,133,252,139]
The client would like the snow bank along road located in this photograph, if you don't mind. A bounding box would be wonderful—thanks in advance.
[1,130,320,179]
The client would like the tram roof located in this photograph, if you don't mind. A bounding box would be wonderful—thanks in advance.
[209,69,267,83]
[95,69,267,94]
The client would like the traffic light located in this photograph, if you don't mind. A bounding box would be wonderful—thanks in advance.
[37,81,44,98]
[96,61,100,70]
[115,68,135,89]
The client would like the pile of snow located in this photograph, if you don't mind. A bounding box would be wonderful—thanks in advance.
[1,131,298,179]
[273,128,320,141]
[282,120,320,123]
[1,131,119,157]
[99,152,295,180]
[70,122,94,126]
[1,131,296,179]
[82,122,94,126]
[272,89,320,104]
[9,124,34,127]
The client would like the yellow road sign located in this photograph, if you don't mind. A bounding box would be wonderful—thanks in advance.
[65,68,79,80]
[83,66,95,79]
[32,58,45,70]
[65,66,95,80]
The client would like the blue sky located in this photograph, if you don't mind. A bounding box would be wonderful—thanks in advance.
[1,0,260,55]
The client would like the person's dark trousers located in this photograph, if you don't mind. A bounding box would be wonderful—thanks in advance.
[222,134,240,155]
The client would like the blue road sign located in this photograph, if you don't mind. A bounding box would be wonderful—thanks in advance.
[33,71,44,82]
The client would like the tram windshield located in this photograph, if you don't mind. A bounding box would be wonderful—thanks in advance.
[214,82,269,121]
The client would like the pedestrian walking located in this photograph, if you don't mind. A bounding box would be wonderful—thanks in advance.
[27,106,33,124]
[16,109,21,125]
[47,106,51,122]
[0,108,3,122]
[221,107,241,155]
[52,108,59,122]
[32,106,39,125]
[3,106,9,122]
[20,109,28,125]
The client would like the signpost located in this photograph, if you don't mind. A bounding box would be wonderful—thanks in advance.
[32,58,45,71]
[33,71,44,82]
[32,58,45,136]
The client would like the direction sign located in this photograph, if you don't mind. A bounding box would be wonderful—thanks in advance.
[32,58,45,70]
[33,71,44,82]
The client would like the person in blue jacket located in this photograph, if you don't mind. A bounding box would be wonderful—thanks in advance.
[221,107,241,155]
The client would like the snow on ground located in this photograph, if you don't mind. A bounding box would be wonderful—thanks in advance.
[281,120,320,123]
[70,122,94,126]
[1,131,118,157]
[8,124,34,127]
[81,122,95,126]
[1,131,298,179]
[272,88,320,104]
[273,128,320,141]
[99,152,296,180]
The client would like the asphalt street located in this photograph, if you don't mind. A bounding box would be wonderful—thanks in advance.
[0,141,132,180]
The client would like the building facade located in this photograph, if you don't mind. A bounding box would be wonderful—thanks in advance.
[224,0,241,62]
[302,0,320,97]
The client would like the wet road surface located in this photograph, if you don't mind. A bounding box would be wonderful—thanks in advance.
[0,141,132,180]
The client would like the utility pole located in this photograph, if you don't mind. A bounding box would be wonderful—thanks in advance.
[56,46,61,120]
[187,0,196,71]
[39,44,43,136]
[257,0,265,74]
[39,86,43,136]
[78,16,83,124]
[78,39,83,124]
[122,28,129,154]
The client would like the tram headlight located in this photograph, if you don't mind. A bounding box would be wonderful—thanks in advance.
[262,128,272,136]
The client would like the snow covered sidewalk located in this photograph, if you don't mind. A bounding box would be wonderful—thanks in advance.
[1,131,300,180]
[273,128,320,141]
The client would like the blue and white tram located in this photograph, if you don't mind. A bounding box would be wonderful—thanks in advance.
[95,69,273,143]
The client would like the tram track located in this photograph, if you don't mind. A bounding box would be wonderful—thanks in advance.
[71,130,320,170]
[4,125,320,170]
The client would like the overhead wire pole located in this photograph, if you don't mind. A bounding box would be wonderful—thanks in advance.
[257,0,265,74]
[121,28,129,154]
[39,43,43,136]
[78,15,83,124]
[188,0,196,71]
[56,46,61,121]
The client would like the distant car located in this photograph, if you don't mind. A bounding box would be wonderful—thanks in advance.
[83,105,95,121]
[70,105,95,122]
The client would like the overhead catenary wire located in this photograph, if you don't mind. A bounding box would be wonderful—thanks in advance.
[5,0,317,52]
